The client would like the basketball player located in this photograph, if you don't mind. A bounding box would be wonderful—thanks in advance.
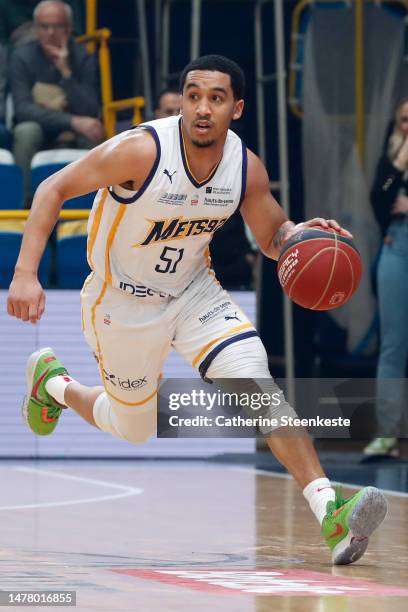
[7,55,387,565]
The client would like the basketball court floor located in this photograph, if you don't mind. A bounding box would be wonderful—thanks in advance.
[1,457,408,611]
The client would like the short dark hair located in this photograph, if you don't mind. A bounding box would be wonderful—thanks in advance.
[155,88,179,110]
[179,54,245,100]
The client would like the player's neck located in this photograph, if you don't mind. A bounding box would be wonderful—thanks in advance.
[181,127,225,183]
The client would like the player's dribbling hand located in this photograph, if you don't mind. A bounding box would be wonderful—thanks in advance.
[7,272,46,324]
[289,218,353,240]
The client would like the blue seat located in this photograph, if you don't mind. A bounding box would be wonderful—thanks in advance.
[56,221,90,288]
[0,149,23,209]
[0,222,51,288]
[31,149,96,209]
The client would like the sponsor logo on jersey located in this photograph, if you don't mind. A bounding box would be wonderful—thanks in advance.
[163,169,177,183]
[158,192,187,205]
[103,368,148,390]
[206,186,232,195]
[134,216,229,247]
[225,311,241,322]
[119,282,168,298]
[203,197,234,206]
[104,313,111,325]
[191,194,199,205]
[199,301,232,325]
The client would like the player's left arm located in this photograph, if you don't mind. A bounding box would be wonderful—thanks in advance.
[240,150,352,261]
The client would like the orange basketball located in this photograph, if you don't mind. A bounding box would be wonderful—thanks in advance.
[277,227,362,310]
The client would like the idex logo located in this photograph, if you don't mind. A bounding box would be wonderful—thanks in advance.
[103,369,147,391]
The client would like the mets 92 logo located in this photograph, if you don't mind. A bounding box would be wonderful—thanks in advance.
[133,216,228,246]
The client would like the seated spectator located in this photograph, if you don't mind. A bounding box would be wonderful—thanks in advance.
[0,43,12,149]
[154,89,180,119]
[10,0,104,206]
[363,97,408,458]
[0,0,82,49]
[210,213,257,289]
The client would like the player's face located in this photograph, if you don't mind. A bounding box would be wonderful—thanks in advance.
[180,70,244,148]
[397,101,408,137]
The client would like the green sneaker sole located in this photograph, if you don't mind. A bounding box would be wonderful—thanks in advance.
[331,487,388,565]
[22,347,65,436]
[363,441,399,458]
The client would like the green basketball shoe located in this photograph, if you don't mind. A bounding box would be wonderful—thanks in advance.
[363,437,399,458]
[322,486,388,565]
[22,347,71,436]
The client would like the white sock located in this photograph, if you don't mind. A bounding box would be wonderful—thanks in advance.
[303,477,336,525]
[45,375,75,406]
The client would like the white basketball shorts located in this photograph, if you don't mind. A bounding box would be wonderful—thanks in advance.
[80,268,266,413]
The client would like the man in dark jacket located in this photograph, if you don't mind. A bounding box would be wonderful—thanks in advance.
[10,0,104,205]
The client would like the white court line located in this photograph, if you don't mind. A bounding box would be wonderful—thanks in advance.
[0,466,143,511]
[231,466,408,498]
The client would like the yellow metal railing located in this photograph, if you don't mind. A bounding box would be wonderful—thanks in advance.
[0,210,90,221]
[289,0,408,165]
[289,0,310,120]
[85,0,97,53]
[76,1,145,138]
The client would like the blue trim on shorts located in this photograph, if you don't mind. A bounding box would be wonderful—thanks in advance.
[108,125,161,204]
[237,141,248,209]
[198,330,259,379]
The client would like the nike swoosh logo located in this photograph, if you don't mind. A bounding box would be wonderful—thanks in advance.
[317,486,332,492]
[329,522,344,539]
[31,368,49,401]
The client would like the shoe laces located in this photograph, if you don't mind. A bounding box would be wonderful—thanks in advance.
[46,405,62,419]
[327,486,347,515]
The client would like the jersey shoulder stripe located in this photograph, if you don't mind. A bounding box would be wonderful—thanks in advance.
[108,125,161,204]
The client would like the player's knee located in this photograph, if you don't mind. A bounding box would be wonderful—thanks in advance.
[93,393,156,444]
[117,423,155,445]
[205,336,270,379]
[202,337,298,436]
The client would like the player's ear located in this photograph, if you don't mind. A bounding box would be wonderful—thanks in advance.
[232,99,244,121]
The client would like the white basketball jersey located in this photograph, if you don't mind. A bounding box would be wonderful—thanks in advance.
[87,115,247,297]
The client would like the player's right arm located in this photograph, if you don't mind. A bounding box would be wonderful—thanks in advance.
[7,129,157,324]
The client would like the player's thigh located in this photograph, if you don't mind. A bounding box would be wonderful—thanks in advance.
[81,272,173,409]
[173,274,262,378]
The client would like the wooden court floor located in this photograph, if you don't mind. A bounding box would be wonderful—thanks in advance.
[0,460,407,611]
